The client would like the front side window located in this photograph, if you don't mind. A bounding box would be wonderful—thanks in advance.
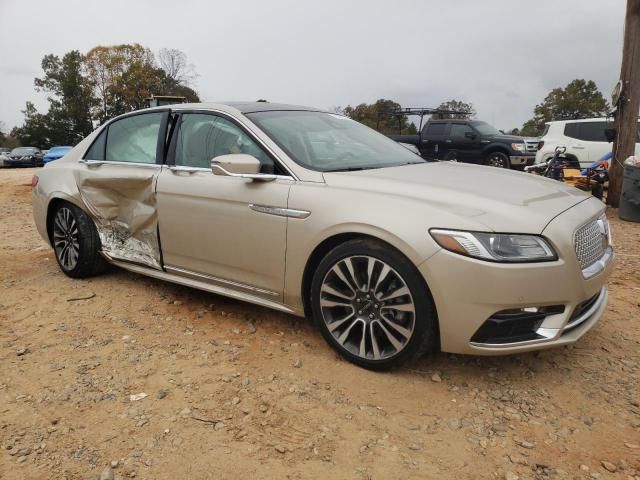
[105,112,164,164]
[471,121,500,136]
[174,113,276,173]
[247,111,423,172]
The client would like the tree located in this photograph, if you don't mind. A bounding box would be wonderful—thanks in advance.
[157,48,198,86]
[85,44,159,122]
[85,44,200,123]
[343,99,417,134]
[432,99,476,119]
[521,79,609,137]
[13,102,51,148]
[34,50,95,145]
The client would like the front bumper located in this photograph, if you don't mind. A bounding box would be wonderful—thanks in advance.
[509,155,536,166]
[420,198,614,355]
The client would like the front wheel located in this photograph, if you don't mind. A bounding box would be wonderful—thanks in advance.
[51,202,107,278]
[310,239,438,370]
[484,151,510,169]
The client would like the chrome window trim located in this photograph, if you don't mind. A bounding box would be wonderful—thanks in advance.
[167,164,294,181]
[78,159,162,169]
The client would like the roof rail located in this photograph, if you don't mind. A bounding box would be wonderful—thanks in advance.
[375,107,472,132]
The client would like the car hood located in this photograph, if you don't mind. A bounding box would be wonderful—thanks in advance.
[485,134,527,143]
[322,161,591,233]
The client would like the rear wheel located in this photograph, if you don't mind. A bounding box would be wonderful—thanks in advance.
[484,151,510,169]
[310,239,438,370]
[51,202,107,278]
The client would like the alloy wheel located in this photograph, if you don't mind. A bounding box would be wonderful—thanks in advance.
[53,207,80,271]
[486,153,507,168]
[319,255,416,361]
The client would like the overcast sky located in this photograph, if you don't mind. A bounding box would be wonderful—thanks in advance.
[0,0,626,133]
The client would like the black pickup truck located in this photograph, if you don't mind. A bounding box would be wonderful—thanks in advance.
[389,119,537,169]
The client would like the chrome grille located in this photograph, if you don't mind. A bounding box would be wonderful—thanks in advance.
[574,217,607,269]
[524,141,538,153]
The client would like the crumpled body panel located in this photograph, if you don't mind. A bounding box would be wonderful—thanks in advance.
[73,166,161,269]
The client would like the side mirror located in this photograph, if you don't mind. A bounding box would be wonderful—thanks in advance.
[464,131,477,140]
[210,154,276,182]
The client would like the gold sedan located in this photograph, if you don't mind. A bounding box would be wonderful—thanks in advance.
[31,102,614,369]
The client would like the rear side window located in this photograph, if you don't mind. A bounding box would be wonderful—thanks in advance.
[85,129,106,160]
[424,123,447,137]
[541,124,550,137]
[105,113,164,164]
[564,121,608,142]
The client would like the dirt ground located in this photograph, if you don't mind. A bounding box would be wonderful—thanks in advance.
[0,167,639,480]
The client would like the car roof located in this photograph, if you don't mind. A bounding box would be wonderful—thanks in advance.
[545,117,612,125]
[169,101,328,115]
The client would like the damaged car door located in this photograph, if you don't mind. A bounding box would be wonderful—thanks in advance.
[77,110,169,269]
[156,112,293,301]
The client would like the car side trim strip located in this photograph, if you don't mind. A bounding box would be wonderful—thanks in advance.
[249,204,310,219]
[165,265,279,297]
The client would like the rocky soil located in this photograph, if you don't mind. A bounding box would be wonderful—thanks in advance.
[0,167,639,479]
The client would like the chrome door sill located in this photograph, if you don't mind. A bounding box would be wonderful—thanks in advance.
[107,258,297,315]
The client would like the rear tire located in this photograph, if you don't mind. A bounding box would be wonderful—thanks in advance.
[51,202,107,278]
[310,238,438,370]
[484,151,510,169]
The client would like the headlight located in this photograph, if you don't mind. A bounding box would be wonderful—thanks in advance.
[511,143,526,152]
[430,229,557,263]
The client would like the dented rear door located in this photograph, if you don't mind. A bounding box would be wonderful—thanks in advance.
[76,110,170,269]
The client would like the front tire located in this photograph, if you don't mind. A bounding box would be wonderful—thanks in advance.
[484,151,510,169]
[51,202,107,278]
[310,239,438,370]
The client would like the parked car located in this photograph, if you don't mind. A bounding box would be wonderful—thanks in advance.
[5,147,43,167]
[389,119,538,169]
[43,146,73,163]
[32,102,613,370]
[535,118,640,167]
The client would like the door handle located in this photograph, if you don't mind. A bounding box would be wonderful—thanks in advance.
[445,139,452,143]
[571,145,585,149]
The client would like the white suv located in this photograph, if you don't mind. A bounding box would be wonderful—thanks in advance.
[535,118,640,167]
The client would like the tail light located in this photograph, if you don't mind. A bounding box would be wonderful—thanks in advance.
[31,175,39,188]
[537,140,544,150]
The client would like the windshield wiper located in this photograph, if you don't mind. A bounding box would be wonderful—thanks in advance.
[323,166,368,172]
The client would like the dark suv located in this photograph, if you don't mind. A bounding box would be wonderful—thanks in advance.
[390,119,537,169]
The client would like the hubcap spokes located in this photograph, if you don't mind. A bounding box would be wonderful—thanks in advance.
[489,155,505,168]
[320,255,415,361]
[53,208,79,270]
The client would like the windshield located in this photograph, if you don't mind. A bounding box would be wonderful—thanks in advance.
[11,147,37,155]
[471,121,501,136]
[246,111,424,171]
